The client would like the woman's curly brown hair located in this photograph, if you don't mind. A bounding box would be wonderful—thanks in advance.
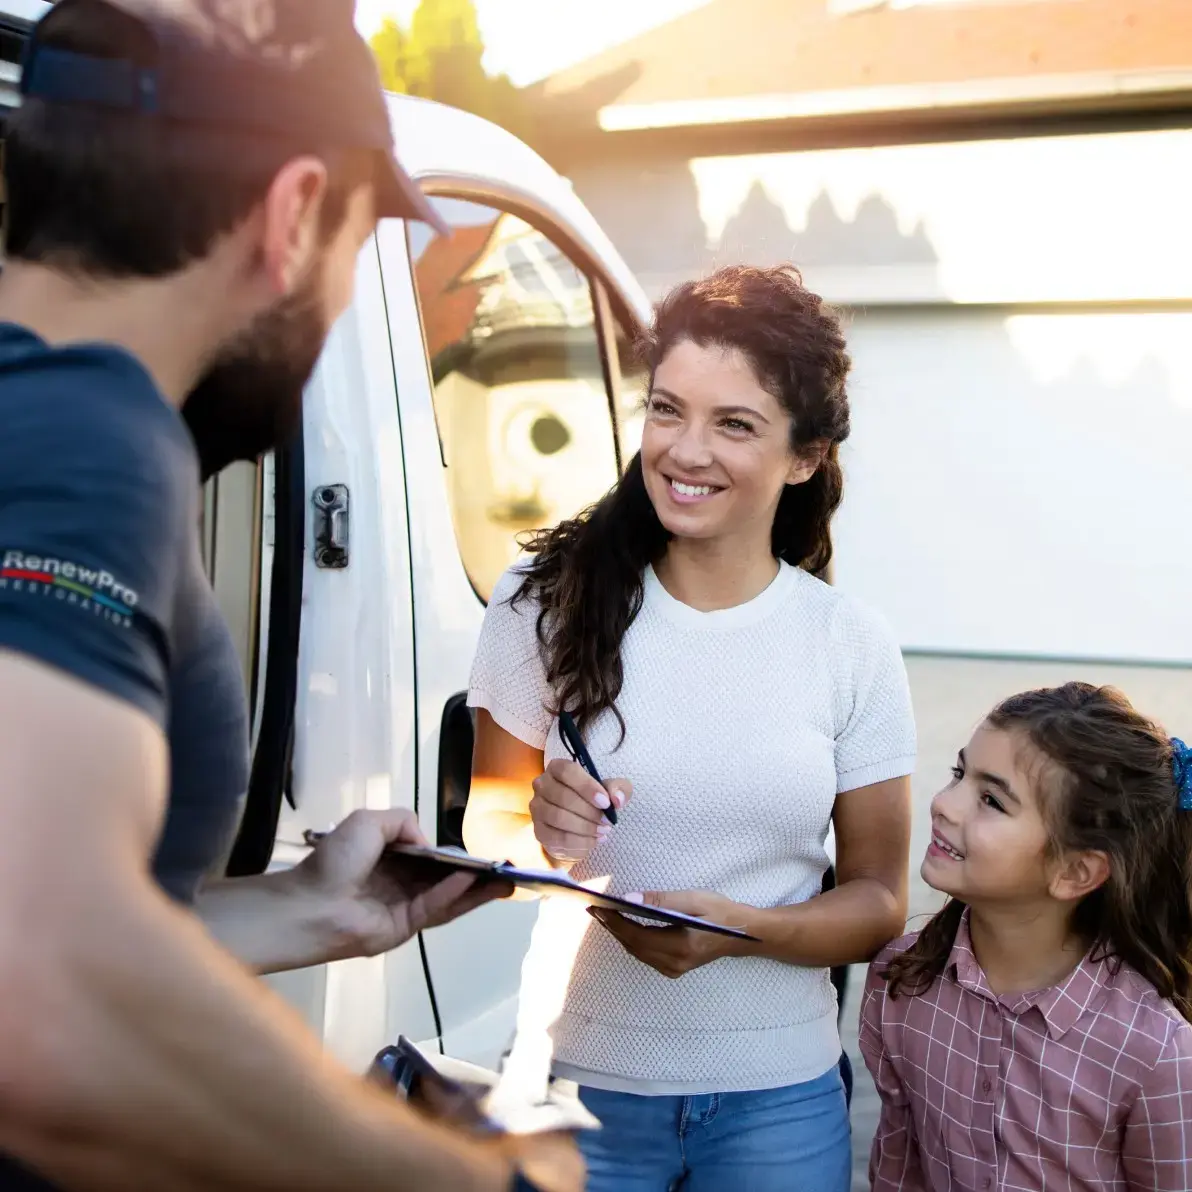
[882,683,1192,1022]
[510,264,852,739]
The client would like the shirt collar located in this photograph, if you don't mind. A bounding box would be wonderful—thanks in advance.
[946,906,1114,1039]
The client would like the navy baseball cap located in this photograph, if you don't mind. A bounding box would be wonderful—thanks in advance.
[18,0,447,234]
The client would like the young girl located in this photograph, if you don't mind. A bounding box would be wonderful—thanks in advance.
[861,682,1192,1191]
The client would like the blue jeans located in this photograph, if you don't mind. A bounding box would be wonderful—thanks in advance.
[577,1064,851,1192]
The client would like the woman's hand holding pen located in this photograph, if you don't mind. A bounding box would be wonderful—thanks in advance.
[588,890,754,978]
[530,758,632,866]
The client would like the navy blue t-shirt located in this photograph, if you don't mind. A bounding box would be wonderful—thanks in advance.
[0,323,250,1187]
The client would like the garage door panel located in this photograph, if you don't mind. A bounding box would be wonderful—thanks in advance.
[833,309,1192,664]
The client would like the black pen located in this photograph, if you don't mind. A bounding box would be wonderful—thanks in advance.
[558,709,617,825]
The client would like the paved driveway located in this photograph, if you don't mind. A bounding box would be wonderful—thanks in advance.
[842,654,1192,1190]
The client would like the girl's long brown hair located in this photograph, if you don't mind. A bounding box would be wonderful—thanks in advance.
[511,265,852,739]
[883,682,1192,1021]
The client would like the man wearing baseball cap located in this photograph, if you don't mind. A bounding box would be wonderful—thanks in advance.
[0,2,580,1190]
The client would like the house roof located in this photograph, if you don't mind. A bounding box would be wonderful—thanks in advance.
[536,0,1192,133]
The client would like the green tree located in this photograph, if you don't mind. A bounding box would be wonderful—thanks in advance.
[369,17,411,94]
[369,0,537,148]
[406,0,484,95]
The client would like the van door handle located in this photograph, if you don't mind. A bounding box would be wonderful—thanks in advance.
[437,693,474,849]
[312,484,349,569]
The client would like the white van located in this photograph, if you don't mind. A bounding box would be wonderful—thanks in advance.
[0,1,846,1078]
[201,95,657,1073]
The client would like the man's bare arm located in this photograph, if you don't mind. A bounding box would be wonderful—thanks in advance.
[0,651,517,1192]
[194,869,349,973]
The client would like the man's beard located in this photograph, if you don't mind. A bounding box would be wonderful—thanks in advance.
[182,272,330,483]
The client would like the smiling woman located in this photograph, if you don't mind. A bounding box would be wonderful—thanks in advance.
[461,264,917,1192]
[508,266,855,739]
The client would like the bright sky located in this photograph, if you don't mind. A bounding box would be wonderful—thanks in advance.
[354,0,713,86]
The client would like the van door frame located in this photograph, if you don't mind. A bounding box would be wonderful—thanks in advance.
[377,184,645,1062]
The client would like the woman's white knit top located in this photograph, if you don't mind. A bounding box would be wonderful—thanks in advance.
[469,560,916,1095]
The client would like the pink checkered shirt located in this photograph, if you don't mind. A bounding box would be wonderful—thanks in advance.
[860,909,1192,1191]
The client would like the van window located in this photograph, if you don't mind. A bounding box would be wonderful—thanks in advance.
[407,197,619,603]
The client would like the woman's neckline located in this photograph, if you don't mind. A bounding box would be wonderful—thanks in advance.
[643,559,799,631]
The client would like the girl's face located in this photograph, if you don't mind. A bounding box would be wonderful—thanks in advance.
[640,339,819,550]
[922,722,1056,906]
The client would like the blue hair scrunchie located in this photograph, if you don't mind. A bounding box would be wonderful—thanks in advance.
[1173,738,1192,811]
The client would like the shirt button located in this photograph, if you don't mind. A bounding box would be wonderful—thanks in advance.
[982,1078,992,1094]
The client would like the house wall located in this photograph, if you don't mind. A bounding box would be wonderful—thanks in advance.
[563,125,1192,306]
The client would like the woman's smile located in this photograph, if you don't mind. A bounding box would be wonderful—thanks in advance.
[664,475,726,504]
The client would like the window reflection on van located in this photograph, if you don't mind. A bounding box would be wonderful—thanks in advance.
[408,197,619,603]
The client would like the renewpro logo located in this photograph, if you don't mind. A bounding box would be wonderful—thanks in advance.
[0,549,139,626]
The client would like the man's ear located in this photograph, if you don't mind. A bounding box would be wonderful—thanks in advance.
[786,439,830,486]
[259,156,330,296]
[1049,850,1111,904]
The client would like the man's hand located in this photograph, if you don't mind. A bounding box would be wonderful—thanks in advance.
[529,759,632,866]
[494,1131,585,1192]
[292,809,512,959]
[587,890,752,978]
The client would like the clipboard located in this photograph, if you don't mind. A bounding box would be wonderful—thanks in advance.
[304,833,759,941]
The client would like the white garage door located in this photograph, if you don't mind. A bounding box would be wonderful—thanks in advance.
[833,306,1192,665]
